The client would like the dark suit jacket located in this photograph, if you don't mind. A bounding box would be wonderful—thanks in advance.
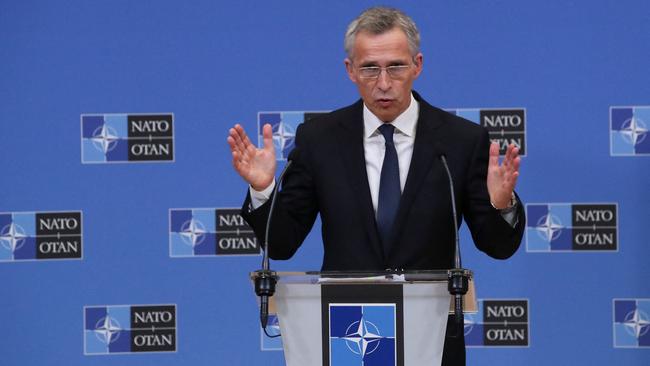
[242,91,525,365]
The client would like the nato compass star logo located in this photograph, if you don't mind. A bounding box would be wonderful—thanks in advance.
[610,106,650,156]
[526,204,573,252]
[614,299,650,347]
[94,316,122,345]
[81,114,129,163]
[178,218,207,247]
[84,305,131,354]
[620,117,648,146]
[329,304,396,365]
[623,309,650,339]
[342,317,384,357]
[272,121,296,155]
[535,214,564,242]
[91,125,119,154]
[0,222,27,253]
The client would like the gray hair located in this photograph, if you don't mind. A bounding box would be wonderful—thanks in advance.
[344,7,420,59]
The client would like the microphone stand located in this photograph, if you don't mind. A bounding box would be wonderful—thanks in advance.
[439,154,469,337]
[253,160,292,336]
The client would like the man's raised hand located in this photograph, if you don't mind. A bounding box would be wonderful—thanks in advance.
[227,123,276,191]
[486,142,520,209]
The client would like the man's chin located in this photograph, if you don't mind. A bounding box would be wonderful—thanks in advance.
[372,107,399,122]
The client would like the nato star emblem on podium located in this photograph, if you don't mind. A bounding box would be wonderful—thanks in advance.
[329,304,396,366]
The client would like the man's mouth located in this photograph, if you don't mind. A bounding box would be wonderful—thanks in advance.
[376,98,394,107]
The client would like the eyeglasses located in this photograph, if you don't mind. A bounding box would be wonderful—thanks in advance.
[357,65,412,79]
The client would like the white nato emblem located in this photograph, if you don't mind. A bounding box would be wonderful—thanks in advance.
[623,309,650,338]
[179,218,206,247]
[620,117,648,146]
[272,121,296,152]
[535,214,563,242]
[94,316,122,344]
[0,223,27,252]
[342,319,383,357]
[91,125,119,153]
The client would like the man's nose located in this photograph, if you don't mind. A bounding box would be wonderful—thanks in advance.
[376,69,391,90]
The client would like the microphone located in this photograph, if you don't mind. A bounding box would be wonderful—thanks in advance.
[437,149,469,337]
[254,160,293,336]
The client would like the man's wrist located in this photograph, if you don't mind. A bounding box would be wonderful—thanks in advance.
[491,192,517,212]
[248,180,276,211]
[251,182,273,192]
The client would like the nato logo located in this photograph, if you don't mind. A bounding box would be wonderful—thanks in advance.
[329,304,396,366]
[169,208,260,257]
[446,108,526,156]
[258,111,328,161]
[465,299,529,347]
[261,313,283,351]
[81,113,174,163]
[0,211,82,262]
[84,304,177,355]
[526,203,618,252]
[613,299,650,348]
[610,106,650,156]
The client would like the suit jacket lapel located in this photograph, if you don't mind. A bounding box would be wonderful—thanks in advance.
[336,101,385,262]
[388,94,445,257]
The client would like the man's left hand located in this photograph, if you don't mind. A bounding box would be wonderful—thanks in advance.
[487,142,520,209]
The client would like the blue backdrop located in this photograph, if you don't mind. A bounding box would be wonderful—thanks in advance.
[1,0,649,365]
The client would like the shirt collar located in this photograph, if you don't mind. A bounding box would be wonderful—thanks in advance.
[363,93,419,138]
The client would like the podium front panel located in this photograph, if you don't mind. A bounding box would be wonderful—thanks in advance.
[274,281,450,366]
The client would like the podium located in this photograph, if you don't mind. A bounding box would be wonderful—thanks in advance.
[259,270,476,366]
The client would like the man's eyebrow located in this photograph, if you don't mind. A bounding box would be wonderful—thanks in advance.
[359,62,379,68]
[359,60,409,68]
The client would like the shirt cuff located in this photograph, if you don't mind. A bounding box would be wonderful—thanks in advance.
[500,207,518,228]
[249,180,276,210]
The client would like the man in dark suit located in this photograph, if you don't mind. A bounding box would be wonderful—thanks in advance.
[227,7,524,365]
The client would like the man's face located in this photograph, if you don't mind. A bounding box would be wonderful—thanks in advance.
[345,27,423,122]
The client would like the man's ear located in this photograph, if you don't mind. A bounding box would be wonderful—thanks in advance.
[412,53,423,79]
[344,58,357,83]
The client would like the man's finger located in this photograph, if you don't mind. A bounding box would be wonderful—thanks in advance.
[228,132,246,157]
[489,142,500,168]
[237,124,255,149]
[503,150,519,173]
[503,145,513,168]
[508,171,520,189]
[509,156,521,175]
[262,123,274,152]
[232,124,252,150]
[229,126,247,152]
[227,135,236,151]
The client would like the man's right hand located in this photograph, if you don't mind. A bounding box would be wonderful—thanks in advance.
[227,123,276,191]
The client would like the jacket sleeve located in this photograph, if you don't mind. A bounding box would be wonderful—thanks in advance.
[240,123,320,260]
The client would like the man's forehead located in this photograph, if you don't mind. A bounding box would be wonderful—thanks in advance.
[351,28,412,63]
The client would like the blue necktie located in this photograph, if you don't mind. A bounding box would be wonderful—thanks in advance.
[376,124,400,255]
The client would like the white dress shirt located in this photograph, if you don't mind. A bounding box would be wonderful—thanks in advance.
[363,93,418,214]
